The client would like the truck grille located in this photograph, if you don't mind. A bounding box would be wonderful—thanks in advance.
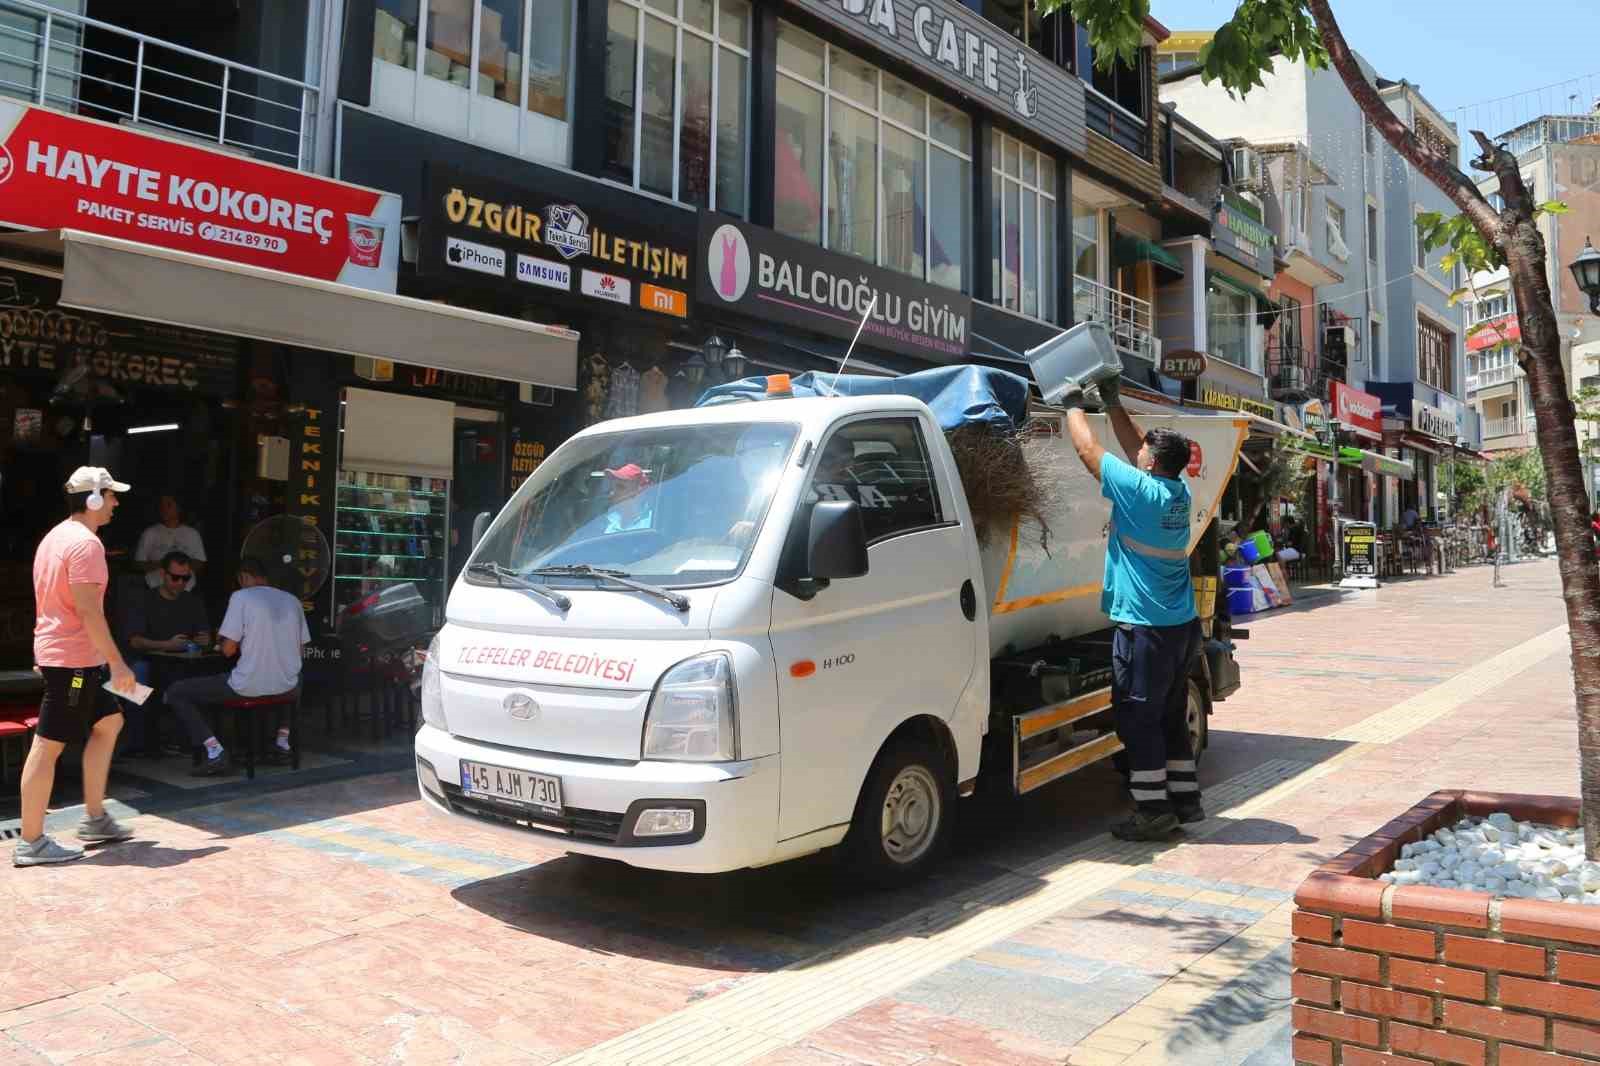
[439,783,626,844]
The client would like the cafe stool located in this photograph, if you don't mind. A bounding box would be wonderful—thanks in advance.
[218,690,301,780]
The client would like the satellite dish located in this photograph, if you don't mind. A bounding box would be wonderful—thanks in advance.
[241,515,331,600]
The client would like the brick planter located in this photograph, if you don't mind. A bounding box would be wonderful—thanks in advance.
[1293,790,1600,1066]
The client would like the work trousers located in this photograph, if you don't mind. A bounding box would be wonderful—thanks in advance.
[1112,619,1203,814]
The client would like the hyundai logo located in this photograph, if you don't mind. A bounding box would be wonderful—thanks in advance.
[504,692,539,721]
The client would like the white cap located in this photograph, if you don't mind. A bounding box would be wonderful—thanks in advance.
[65,466,130,494]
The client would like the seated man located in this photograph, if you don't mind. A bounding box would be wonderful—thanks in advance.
[164,555,310,776]
[127,552,210,686]
[602,464,653,533]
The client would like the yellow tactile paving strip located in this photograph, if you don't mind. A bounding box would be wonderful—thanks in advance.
[551,623,1568,1066]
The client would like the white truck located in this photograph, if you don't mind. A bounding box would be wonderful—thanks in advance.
[414,380,1250,882]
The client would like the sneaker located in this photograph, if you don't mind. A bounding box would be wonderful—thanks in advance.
[1111,811,1181,842]
[1174,801,1207,825]
[77,812,134,843]
[191,751,232,777]
[14,834,84,867]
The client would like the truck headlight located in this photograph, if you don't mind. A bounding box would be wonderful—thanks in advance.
[642,653,738,761]
[421,634,448,732]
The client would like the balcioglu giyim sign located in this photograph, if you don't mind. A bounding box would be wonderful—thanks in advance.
[698,213,972,361]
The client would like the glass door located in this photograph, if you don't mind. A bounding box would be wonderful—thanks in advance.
[333,469,451,628]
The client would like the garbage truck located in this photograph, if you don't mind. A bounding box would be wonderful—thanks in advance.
[413,364,1250,882]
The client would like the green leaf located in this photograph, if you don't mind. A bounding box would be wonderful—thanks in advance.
[1447,286,1470,307]
[1538,200,1571,215]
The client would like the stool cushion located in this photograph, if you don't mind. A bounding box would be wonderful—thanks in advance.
[222,694,297,709]
[0,720,27,738]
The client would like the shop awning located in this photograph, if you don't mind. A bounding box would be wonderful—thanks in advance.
[1,229,580,389]
[1361,450,1414,479]
[1114,234,1185,279]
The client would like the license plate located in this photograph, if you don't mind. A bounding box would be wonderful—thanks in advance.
[459,760,562,813]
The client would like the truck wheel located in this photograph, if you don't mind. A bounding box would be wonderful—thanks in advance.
[845,737,954,887]
[1186,679,1209,765]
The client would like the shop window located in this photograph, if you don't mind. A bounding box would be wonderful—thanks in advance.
[1206,279,1254,372]
[371,0,574,163]
[774,24,972,292]
[982,0,1070,69]
[809,418,944,544]
[604,0,750,213]
[1072,202,1100,283]
[1418,315,1456,393]
[992,132,1057,321]
[1366,203,1378,264]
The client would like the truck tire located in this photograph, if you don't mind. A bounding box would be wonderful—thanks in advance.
[845,737,955,887]
[1186,679,1209,766]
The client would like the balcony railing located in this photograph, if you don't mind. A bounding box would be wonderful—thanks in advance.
[1484,414,1536,439]
[1267,343,1318,398]
[0,0,318,169]
[1074,274,1156,363]
[1467,364,1519,392]
[1084,87,1149,159]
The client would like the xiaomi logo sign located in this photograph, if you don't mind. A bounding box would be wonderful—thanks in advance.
[640,283,687,318]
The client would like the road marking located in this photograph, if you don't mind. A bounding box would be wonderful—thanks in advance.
[1331,623,1568,743]
[551,623,1573,1065]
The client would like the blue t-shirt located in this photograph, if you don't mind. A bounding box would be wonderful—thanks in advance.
[1099,453,1197,627]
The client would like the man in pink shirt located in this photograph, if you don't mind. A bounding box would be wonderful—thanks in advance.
[16,467,138,867]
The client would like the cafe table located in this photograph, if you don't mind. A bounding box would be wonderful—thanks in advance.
[138,649,227,754]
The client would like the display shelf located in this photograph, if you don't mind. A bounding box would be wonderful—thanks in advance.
[334,468,450,630]
[338,505,434,515]
[338,485,448,498]
[336,528,445,537]
[335,552,431,560]
[335,575,433,582]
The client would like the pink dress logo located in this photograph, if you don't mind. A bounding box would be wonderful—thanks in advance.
[707,223,751,302]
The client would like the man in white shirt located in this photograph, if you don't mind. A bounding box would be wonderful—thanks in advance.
[135,495,206,590]
[163,555,309,776]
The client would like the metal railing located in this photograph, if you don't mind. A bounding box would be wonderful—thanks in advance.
[1467,363,1519,392]
[1483,414,1536,439]
[1073,274,1156,362]
[1084,87,1149,159]
[1266,343,1317,397]
[0,0,318,169]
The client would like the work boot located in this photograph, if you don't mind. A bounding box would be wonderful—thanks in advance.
[1111,810,1181,842]
[1173,801,1206,825]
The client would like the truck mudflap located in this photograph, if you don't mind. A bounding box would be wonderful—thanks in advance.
[1011,686,1123,795]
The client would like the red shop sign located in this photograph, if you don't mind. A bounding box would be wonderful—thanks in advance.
[1329,380,1383,439]
[0,101,401,291]
[1465,313,1520,352]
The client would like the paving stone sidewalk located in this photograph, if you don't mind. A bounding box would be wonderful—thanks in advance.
[0,559,1574,1065]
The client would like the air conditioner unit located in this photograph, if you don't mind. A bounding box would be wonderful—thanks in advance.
[1231,146,1264,191]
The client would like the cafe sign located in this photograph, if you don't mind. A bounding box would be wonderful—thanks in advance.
[1212,190,1274,275]
[1200,385,1274,419]
[1414,400,1455,441]
[420,163,696,320]
[698,212,971,361]
[1159,348,1208,381]
[786,0,1086,156]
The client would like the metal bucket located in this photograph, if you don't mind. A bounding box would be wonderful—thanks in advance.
[1022,321,1121,406]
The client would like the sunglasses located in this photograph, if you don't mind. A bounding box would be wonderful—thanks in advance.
[165,570,191,582]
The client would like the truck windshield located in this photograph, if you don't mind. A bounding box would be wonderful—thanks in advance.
[471,421,800,587]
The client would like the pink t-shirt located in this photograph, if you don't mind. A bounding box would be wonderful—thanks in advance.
[33,518,110,668]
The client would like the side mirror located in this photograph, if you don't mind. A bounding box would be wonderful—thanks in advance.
[470,511,493,552]
[808,501,868,580]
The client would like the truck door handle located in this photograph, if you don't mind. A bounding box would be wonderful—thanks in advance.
[960,580,976,621]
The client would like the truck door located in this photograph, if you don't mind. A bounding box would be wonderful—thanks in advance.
[769,414,978,844]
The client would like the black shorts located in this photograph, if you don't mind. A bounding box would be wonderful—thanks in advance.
[36,665,123,743]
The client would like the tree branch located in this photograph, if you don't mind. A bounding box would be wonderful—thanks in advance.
[1303,0,1502,246]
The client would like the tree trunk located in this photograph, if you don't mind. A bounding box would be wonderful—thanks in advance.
[1306,0,1600,856]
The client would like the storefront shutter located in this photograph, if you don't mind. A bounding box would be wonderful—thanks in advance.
[341,388,455,480]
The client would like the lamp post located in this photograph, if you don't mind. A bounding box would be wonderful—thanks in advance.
[724,344,747,380]
[1571,237,1600,314]
[702,333,729,372]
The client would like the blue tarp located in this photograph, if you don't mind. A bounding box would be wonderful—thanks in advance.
[694,365,1031,432]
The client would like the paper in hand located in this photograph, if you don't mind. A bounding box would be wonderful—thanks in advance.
[105,680,154,706]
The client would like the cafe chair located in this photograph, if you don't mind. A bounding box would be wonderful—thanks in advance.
[0,703,39,785]
[211,690,301,781]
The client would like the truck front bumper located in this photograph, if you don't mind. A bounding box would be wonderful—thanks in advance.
[413,724,780,874]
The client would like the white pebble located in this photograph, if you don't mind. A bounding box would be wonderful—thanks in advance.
[1384,817,1600,905]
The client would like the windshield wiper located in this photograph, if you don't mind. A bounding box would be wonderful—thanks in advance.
[527,564,691,613]
[464,562,572,611]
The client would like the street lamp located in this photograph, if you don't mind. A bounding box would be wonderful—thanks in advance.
[724,344,748,380]
[1570,237,1600,314]
[702,333,728,370]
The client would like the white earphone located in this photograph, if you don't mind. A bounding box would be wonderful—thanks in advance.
[85,488,104,511]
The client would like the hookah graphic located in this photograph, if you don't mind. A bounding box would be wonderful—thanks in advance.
[1012,52,1038,119]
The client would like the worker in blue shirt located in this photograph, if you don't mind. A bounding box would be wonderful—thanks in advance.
[1063,374,1202,842]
